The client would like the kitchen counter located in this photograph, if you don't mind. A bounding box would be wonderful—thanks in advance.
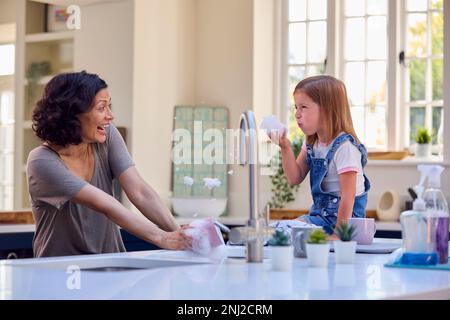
[1,240,449,300]
[0,220,402,234]
[0,221,403,259]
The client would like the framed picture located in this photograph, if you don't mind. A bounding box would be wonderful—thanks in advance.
[46,4,70,32]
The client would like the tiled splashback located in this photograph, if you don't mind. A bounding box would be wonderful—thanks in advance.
[172,106,229,199]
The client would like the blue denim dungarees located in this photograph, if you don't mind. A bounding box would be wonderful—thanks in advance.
[301,134,371,234]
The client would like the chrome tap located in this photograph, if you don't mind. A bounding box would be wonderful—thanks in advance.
[229,110,274,263]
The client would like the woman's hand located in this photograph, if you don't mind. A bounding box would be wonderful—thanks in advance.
[158,225,193,250]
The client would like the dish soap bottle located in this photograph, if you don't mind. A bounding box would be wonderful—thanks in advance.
[398,166,438,265]
[421,165,449,264]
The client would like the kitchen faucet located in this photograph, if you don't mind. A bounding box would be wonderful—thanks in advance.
[229,110,274,262]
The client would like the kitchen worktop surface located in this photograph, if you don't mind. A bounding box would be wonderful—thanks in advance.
[0,220,402,234]
[1,240,449,300]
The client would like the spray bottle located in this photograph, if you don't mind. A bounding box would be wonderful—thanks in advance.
[398,166,439,265]
[421,165,449,264]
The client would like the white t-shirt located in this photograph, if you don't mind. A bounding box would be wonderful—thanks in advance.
[302,134,365,196]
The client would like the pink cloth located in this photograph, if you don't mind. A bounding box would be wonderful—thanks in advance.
[185,218,225,257]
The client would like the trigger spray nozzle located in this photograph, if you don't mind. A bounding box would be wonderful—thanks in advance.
[413,184,425,211]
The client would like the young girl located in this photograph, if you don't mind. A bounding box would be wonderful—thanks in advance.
[270,75,371,236]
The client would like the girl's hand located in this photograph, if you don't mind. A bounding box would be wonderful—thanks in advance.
[268,129,291,150]
[159,225,193,250]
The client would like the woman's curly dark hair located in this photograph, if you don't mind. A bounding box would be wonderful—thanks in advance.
[32,71,107,146]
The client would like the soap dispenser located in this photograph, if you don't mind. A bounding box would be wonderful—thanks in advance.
[421,165,449,264]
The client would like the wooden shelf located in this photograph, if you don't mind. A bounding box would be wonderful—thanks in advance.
[269,209,378,220]
[25,31,74,43]
[368,151,409,160]
[270,209,308,220]
[0,211,34,224]
[24,75,53,86]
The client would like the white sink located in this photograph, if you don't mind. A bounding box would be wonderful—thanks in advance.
[172,197,227,218]
[1,255,207,271]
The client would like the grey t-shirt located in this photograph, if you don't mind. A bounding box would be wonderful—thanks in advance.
[27,124,134,257]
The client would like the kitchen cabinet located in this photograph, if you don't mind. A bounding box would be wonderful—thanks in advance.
[0,225,159,259]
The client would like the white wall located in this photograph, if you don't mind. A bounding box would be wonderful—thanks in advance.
[133,0,196,207]
[74,0,134,138]
[253,0,275,121]
[132,0,254,215]
[252,0,281,213]
[0,0,16,51]
[194,0,253,216]
[0,0,16,24]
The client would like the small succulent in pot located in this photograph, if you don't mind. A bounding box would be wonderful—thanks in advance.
[307,229,328,244]
[268,229,293,271]
[415,127,431,145]
[268,229,292,246]
[334,222,358,264]
[334,222,357,242]
[305,228,329,267]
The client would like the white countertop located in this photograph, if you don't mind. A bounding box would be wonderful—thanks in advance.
[1,239,449,300]
[0,224,36,234]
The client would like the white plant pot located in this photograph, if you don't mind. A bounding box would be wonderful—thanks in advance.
[306,243,330,268]
[270,246,294,271]
[334,241,357,264]
[415,143,431,158]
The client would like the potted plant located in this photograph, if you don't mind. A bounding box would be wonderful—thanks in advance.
[334,222,357,264]
[268,229,293,271]
[305,229,330,268]
[415,127,431,158]
[267,136,303,211]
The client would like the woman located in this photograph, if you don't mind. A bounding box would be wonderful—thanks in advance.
[27,71,192,257]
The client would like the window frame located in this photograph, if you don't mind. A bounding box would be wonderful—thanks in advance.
[280,0,329,130]
[0,41,15,210]
[279,0,450,162]
[399,0,444,149]
[339,1,389,150]
[0,79,15,211]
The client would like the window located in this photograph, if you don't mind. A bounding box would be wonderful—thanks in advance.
[0,91,14,210]
[403,0,444,152]
[286,0,327,139]
[0,44,15,76]
[342,0,388,149]
[281,0,447,158]
[0,43,15,210]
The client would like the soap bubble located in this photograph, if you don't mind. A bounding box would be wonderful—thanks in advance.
[203,178,221,190]
[183,176,194,186]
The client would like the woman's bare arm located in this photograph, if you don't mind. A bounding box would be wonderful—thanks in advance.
[118,166,179,232]
[72,184,191,250]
